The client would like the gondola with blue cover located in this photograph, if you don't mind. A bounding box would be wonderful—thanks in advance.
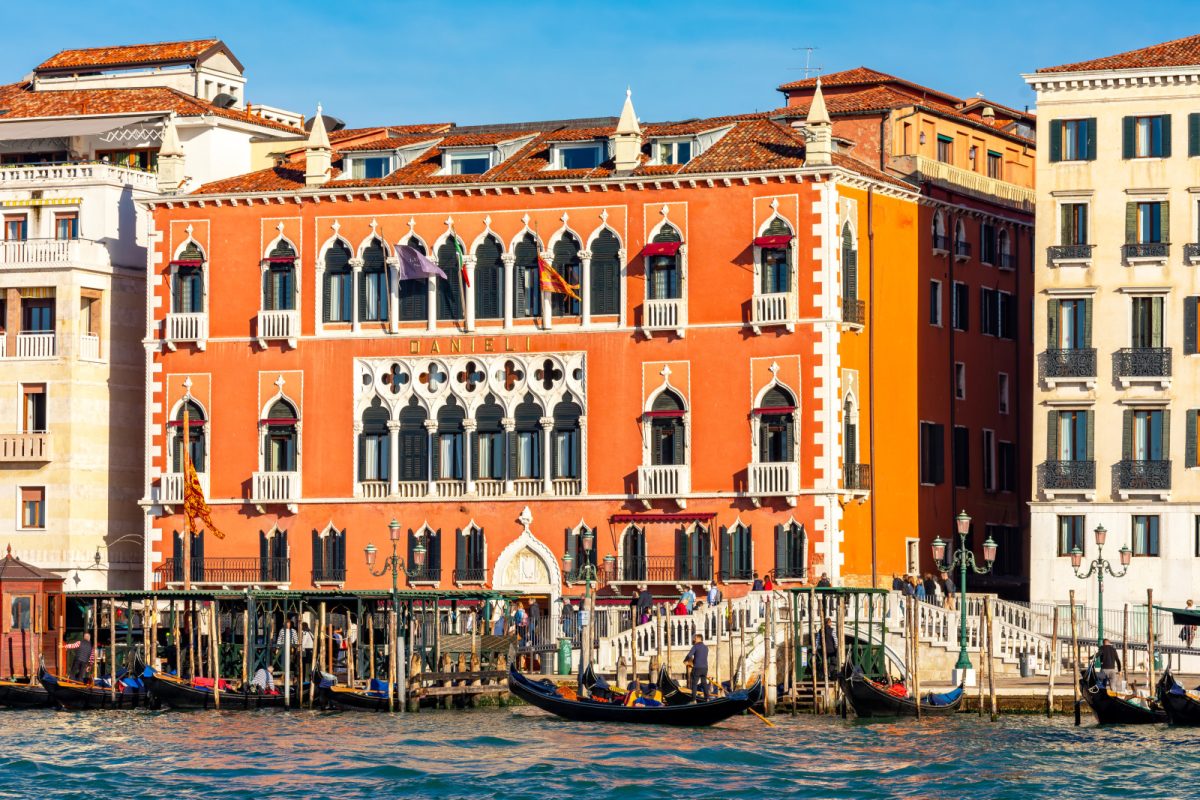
[1155,670,1200,726]
[142,667,286,710]
[840,665,963,718]
[39,663,146,709]
[508,666,761,726]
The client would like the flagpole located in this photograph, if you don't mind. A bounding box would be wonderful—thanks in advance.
[183,404,192,591]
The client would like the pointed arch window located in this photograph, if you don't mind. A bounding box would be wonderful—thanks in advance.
[513,394,543,479]
[263,399,298,472]
[170,400,206,472]
[843,396,859,470]
[172,242,205,313]
[473,396,506,481]
[760,218,792,294]
[590,229,621,316]
[514,232,541,318]
[312,526,346,584]
[647,224,681,300]
[359,400,390,482]
[322,240,353,322]
[774,521,806,580]
[720,523,753,581]
[564,524,597,582]
[259,527,290,583]
[997,228,1012,269]
[435,399,466,480]
[552,397,582,479]
[436,238,464,321]
[263,241,296,311]
[678,523,712,582]
[933,212,948,251]
[398,239,429,321]
[621,525,646,582]
[841,224,858,304]
[551,233,582,316]
[474,235,504,320]
[409,526,442,582]
[399,399,429,482]
[360,238,388,322]
[648,389,686,466]
[171,529,204,584]
[455,524,487,583]
[757,385,795,463]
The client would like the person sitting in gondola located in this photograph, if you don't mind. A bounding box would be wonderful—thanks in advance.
[250,666,276,694]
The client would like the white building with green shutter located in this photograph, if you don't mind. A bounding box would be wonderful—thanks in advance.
[1025,34,1200,608]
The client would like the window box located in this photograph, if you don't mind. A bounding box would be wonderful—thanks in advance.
[1047,244,1093,266]
[1041,348,1097,388]
[1041,460,1096,498]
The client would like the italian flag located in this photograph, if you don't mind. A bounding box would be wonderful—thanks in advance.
[454,238,470,289]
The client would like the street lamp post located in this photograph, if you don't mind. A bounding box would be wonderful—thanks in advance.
[932,510,998,677]
[563,528,611,697]
[1070,523,1131,645]
[364,520,426,710]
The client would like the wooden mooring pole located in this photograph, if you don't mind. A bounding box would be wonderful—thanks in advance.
[985,597,997,722]
[1146,589,1155,695]
[808,589,817,715]
[1046,609,1058,717]
[108,599,116,705]
[1070,589,1081,726]
[911,597,920,721]
[1121,604,1129,688]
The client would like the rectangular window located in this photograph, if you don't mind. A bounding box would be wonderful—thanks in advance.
[1060,120,1090,161]
[998,291,1015,340]
[1130,296,1164,348]
[9,595,32,631]
[981,287,998,336]
[553,429,579,479]
[1061,203,1088,246]
[998,441,1016,492]
[1137,202,1165,243]
[1058,409,1089,461]
[936,135,954,164]
[349,156,392,179]
[438,433,463,480]
[954,362,966,400]
[1058,515,1085,556]
[558,144,604,169]
[22,299,54,332]
[20,487,45,529]
[998,373,1009,414]
[982,429,996,491]
[266,430,295,471]
[520,265,541,316]
[3,214,27,241]
[1195,515,1200,557]
[54,212,78,240]
[362,270,386,321]
[1133,115,1168,158]
[919,421,944,485]
[361,434,388,481]
[1132,409,1164,461]
[448,151,493,175]
[648,257,680,300]
[1132,514,1160,556]
[478,431,505,479]
[952,281,968,331]
[22,384,46,433]
[657,140,693,165]
[987,151,1003,179]
[516,431,541,478]
[328,273,351,322]
[1058,298,1088,349]
[929,280,942,326]
[953,425,970,488]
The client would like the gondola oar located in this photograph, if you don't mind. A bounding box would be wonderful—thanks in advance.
[748,705,775,727]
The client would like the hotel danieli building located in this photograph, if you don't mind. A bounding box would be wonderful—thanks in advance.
[140,68,1035,617]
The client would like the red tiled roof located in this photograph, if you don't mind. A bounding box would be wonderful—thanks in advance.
[777,66,961,106]
[36,39,223,72]
[0,84,300,134]
[1037,32,1200,73]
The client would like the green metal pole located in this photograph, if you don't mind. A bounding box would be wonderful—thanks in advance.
[1096,554,1105,646]
[957,533,972,670]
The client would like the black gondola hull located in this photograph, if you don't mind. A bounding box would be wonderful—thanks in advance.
[1156,673,1200,726]
[0,679,51,708]
[144,672,285,710]
[39,670,145,710]
[508,667,757,726]
[1079,669,1166,724]
[324,687,395,711]
[841,672,962,718]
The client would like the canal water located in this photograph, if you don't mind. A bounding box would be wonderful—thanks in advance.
[0,707,1196,799]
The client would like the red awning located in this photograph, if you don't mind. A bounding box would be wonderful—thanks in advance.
[264,256,296,263]
[753,234,793,248]
[642,241,682,257]
[610,512,717,524]
[262,417,299,425]
[169,259,204,267]
[166,419,204,427]
[752,405,796,415]
[642,410,685,419]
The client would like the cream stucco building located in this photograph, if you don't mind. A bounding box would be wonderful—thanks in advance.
[1025,34,1200,609]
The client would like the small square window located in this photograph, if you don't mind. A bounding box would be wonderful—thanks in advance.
[558,144,604,170]
[449,152,492,175]
[54,212,78,240]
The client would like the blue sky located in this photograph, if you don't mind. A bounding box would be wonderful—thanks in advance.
[3,1,1198,127]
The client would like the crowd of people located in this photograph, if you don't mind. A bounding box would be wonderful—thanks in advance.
[893,572,957,609]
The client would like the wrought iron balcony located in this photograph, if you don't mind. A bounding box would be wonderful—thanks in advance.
[1041,348,1097,382]
[312,567,346,584]
[154,557,291,589]
[773,565,808,581]
[1123,242,1169,262]
[453,567,488,584]
[842,298,866,326]
[1041,460,1095,491]
[1116,460,1171,492]
[613,555,686,584]
[1113,348,1171,381]
[844,463,872,492]
[407,566,442,584]
[954,240,971,260]
[1048,244,1093,263]
[998,252,1016,270]
[1185,243,1200,264]
[932,234,950,252]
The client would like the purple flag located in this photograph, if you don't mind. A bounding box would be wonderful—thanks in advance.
[396,245,447,281]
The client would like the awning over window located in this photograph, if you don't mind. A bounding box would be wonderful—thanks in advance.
[169,259,204,267]
[264,256,297,263]
[753,234,793,248]
[0,114,163,142]
[610,512,717,524]
[642,410,685,419]
[642,241,682,257]
[1,197,82,208]
[167,419,204,427]
[262,417,299,425]
[752,405,796,415]
[18,287,54,299]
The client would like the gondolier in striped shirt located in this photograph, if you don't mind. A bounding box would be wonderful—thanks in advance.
[684,634,710,702]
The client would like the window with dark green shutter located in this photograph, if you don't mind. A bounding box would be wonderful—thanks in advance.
[359,400,390,481]
[514,233,541,318]
[474,235,504,320]
[1125,115,1171,158]
[172,400,206,472]
[457,526,486,581]
[313,528,345,583]
[589,229,621,316]
[649,389,686,466]
[359,238,388,322]
[552,398,582,479]
[757,385,795,463]
[920,421,944,485]
[953,425,970,488]
[727,524,753,580]
[398,400,428,482]
[322,241,353,322]
[263,241,296,312]
[1185,296,1199,355]
[474,398,505,481]
[1187,409,1198,468]
[841,224,857,302]
[775,521,806,579]
[513,395,543,478]
[436,400,466,480]
[436,238,463,321]
[1190,113,1200,158]
[622,526,646,581]
[551,233,582,316]
[398,238,429,321]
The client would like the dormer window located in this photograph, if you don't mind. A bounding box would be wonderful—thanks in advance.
[556,142,605,169]
[447,149,494,175]
[346,155,394,179]
[656,139,693,165]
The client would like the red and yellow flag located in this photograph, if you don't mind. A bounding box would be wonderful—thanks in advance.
[183,459,224,539]
[538,255,581,301]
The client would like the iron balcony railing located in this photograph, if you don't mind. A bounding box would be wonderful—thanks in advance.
[721,564,754,582]
[1041,460,1096,491]
[954,240,972,259]
[407,566,442,583]
[1116,460,1171,492]
[615,555,683,583]
[1113,348,1171,378]
[842,298,866,326]
[1041,348,1097,379]
[154,557,291,589]
[1048,244,1093,261]
[312,567,346,584]
[844,463,872,492]
[932,234,950,252]
[453,567,488,584]
[1123,242,1169,260]
[773,565,808,581]
[997,252,1016,269]
[1185,243,1200,262]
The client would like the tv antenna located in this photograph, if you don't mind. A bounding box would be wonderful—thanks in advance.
[791,47,822,78]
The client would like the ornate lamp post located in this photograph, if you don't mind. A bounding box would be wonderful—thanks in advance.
[564,528,610,696]
[1070,523,1131,644]
[932,510,997,676]
[365,519,426,610]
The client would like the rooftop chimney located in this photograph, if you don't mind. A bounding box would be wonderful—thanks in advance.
[612,88,642,173]
[803,79,832,168]
[156,116,186,193]
[304,104,332,187]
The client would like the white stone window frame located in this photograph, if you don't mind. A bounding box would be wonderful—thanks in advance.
[314,230,356,336]
[312,522,346,587]
[1190,192,1200,264]
[750,210,797,334]
[929,279,943,327]
[166,235,209,351]
[932,210,948,256]
[642,380,690,469]
[441,147,497,177]
[355,231,394,333]
[750,378,799,466]
[166,394,211,478]
[15,484,46,531]
[257,389,302,496]
[650,137,697,166]
[455,520,488,586]
[584,219,627,328]
[643,216,688,338]
[998,372,1010,415]
[259,231,301,348]
[725,516,755,584]
[543,221,586,331]
[954,361,967,400]
[982,428,997,492]
[550,141,607,171]
[338,153,396,181]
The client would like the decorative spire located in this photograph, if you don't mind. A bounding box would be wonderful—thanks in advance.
[616,87,641,136]
[613,87,643,173]
[804,78,833,168]
[305,103,333,187]
[307,103,331,151]
[156,114,187,193]
[159,116,183,157]
[806,78,830,126]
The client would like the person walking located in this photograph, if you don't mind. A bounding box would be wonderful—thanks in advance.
[707,582,722,607]
[914,576,926,603]
[922,573,937,604]
[942,572,957,610]
[528,601,541,647]
[683,634,710,702]
[1097,638,1122,689]
[680,585,696,614]
[1180,599,1196,648]
[637,585,653,625]
[751,573,764,592]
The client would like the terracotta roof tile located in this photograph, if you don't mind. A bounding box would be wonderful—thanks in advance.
[1037,33,1200,73]
[777,66,961,106]
[36,39,222,71]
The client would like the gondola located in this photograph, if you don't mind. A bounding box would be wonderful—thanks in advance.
[579,663,693,707]
[142,668,285,710]
[39,665,146,709]
[0,677,51,708]
[508,666,760,726]
[1079,666,1166,725]
[322,679,396,711]
[840,666,963,718]
[1155,670,1200,726]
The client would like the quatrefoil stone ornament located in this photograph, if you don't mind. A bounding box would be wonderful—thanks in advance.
[456,361,485,392]
[497,360,524,391]
[418,362,447,391]
[535,358,563,390]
